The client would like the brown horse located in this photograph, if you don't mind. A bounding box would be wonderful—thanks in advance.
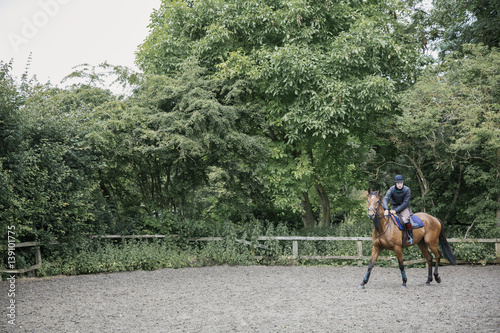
[358,191,457,289]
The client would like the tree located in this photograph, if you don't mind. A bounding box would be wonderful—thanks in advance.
[0,68,118,243]
[136,0,425,227]
[429,0,499,57]
[82,63,271,234]
[0,61,23,239]
[390,44,500,235]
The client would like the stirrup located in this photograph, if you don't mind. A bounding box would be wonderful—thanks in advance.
[407,236,413,244]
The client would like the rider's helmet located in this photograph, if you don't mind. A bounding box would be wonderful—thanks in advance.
[394,175,404,183]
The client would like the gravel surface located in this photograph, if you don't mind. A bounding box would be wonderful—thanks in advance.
[1,265,499,332]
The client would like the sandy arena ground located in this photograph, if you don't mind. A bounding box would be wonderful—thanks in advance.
[1,265,499,332]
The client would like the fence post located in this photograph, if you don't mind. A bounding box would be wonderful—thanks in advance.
[357,241,363,257]
[495,241,500,259]
[292,240,298,259]
[35,246,42,267]
[357,240,363,265]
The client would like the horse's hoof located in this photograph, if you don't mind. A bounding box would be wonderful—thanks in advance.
[435,276,441,283]
[425,282,431,287]
[401,285,407,289]
[358,284,365,290]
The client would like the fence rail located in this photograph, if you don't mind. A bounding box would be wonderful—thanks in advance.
[2,236,499,274]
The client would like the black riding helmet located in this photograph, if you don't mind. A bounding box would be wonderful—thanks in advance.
[394,175,404,183]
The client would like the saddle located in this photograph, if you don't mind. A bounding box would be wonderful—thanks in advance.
[390,214,424,230]
[390,214,424,245]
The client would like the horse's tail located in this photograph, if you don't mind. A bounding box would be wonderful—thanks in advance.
[437,219,457,265]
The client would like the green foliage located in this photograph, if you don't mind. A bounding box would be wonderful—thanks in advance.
[9,217,500,278]
[91,63,270,231]
[429,0,499,57]
[37,239,200,276]
[453,242,496,265]
[0,61,22,156]
[385,44,500,233]
[0,64,19,241]
[3,2,500,279]
[36,221,291,276]
[0,81,116,243]
[136,0,425,227]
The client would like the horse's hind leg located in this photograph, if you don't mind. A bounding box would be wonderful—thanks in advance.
[394,247,407,289]
[417,241,433,286]
[428,242,441,283]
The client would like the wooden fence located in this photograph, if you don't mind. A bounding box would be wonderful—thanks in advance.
[2,236,500,274]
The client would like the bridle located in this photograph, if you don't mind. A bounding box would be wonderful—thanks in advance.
[367,192,390,239]
[368,192,383,219]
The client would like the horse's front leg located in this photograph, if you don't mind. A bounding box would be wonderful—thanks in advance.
[394,246,407,288]
[358,244,382,290]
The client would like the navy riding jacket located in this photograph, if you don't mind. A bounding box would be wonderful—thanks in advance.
[382,185,411,213]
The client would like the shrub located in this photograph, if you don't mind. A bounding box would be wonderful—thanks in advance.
[453,242,496,265]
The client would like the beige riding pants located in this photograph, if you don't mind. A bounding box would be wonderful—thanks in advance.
[399,207,411,224]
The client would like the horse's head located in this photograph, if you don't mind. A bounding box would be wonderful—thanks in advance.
[367,191,381,220]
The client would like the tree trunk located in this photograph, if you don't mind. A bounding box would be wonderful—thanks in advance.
[497,194,500,228]
[444,165,462,225]
[300,191,315,228]
[405,153,429,212]
[315,182,330,227]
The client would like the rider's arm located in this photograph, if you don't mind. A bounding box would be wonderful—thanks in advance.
[382,187,393,211]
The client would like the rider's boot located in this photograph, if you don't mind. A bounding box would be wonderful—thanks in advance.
[405,221,414,244]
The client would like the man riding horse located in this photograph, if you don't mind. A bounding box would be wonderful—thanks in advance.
[383,175,413,244]
[360,184,456,289]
